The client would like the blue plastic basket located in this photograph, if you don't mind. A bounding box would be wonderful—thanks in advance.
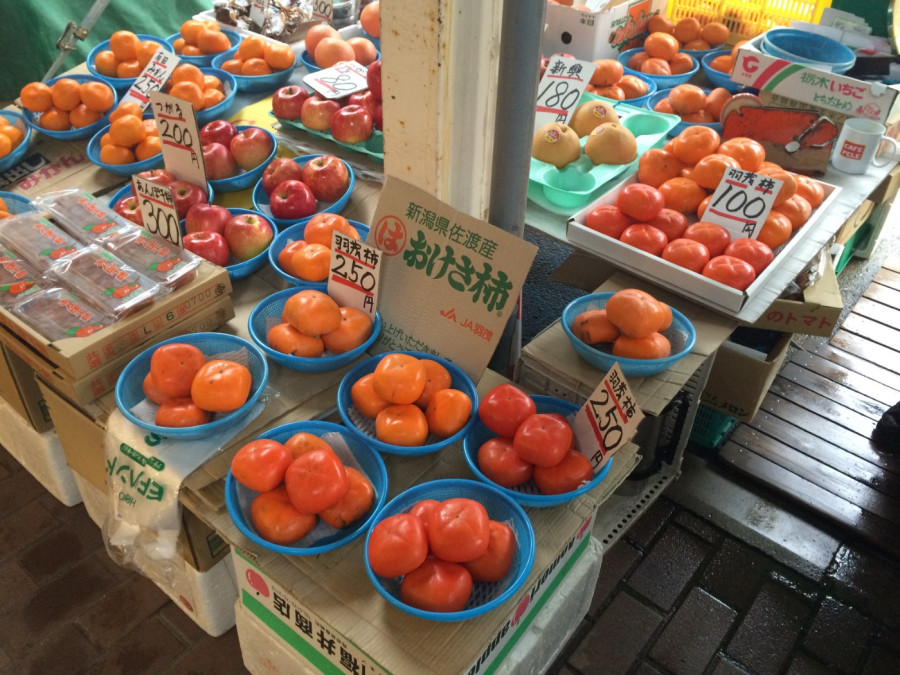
[337,351,479,456]
[211,49,294,93]
[108,179,216,211]
[251,154,354,228]
[21,74,118,141]
[207,125,277,193]
[225,420,388,555]
[681,43,727,59]
[0,111,32,173]
[462,395,615,507]
[300,48,381,73]
[364,478,535,622]
[0,191,36,215]
[204,208,274,282]
[194,67,239,126]
[268,219,370,289]
[645,88,724,138]
[86,113,164,176]
[248,287,381,371]
[561,292,697,377]
[761,28,855,74]
[86,34,173,92]
[618,48,699,88]
[164,28,242,67]
[620,73,658,108]
[114,332,269,440]
[701,50,743,93]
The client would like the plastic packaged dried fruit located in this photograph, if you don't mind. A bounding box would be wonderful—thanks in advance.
[0,212,81,272]
[106,228,200,290]
[0,246,44,308]
[10,286,111,340]
[35,189,138,245]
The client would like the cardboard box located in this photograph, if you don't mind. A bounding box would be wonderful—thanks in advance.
[0,261,231,380]
[745,255,843,337]
[567,175,843,323]
[0,342,52,432]
[541,0,667,61]
[701,329,793,421]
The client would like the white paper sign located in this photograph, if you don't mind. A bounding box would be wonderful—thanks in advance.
[328,230,381,318]
[149,91,208,192]
[571,363,644,472]
[120,47,180,110]
[249,0,270,28]
[534,54,593,131]
[703,168,784,240]
[132,176,182,247]
[311,0,334,23]
[303,61,369,100]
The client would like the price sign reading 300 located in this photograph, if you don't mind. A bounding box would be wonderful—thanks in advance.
[132,176,181,247]
[703,167,784,240]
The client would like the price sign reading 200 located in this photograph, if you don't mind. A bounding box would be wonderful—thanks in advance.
[157,117,193,149]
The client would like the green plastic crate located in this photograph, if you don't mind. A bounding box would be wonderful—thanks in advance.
[690,404,739,449]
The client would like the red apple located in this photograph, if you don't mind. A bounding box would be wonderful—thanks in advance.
[272,85,312,121]
[366,59,382,101]
[229,127,274,171]
[301,155,350,203]
[113,195,143,226]
[185,203,232,236]
[169,180,208,220]
[135,168,177,187]
[269,179,316,221]
[224,213,275,261]
[348,90,377,117]
[199,119,238,147]
[372,102,383,131]
[203,142,239,180]
[300,95,342,132]
[183,231,231,266]
[330,104,374,144]
[261,157,305,195]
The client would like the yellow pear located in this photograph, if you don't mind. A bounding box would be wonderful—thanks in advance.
[569,99,620,138]
[583,123,637,166]
[531,122,580,169]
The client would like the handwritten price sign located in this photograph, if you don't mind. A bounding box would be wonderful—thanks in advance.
[149,91,208,192]
[703,168,784,240]
[249,0,270,28]
[571,363,643,471]
[120,47,180,110]
[534,54,593,131]
[311,0,334,23]
[132,176,182,247]
[328,230,381,317]
[303,60,369,100]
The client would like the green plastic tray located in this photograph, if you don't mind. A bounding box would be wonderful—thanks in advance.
[271,112,384,163]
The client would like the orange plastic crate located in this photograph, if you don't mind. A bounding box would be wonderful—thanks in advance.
[666,0,832,41]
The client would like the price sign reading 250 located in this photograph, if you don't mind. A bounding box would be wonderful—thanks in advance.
[704,168,784,240]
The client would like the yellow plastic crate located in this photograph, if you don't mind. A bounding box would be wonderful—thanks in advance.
[666,0,832,41]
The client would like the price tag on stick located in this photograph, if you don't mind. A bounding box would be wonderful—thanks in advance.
[533,54,593,131]
[328,230,381,318]
[303,61,369,100]
[702,168,784,240]
[119,47,180,110]
[571,363,644,472]
[149,90,208,194]
[132,176,182,247]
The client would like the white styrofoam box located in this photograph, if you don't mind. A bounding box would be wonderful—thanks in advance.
[0,398,81,506]
[73,470,106,528]
[234,538,603,675]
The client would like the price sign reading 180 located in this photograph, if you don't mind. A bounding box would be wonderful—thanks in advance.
[533,54,593,131]
[304,60,369,100]
[703,167,784,240]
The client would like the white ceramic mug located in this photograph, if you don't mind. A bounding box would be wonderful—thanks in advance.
[831,118,900,174]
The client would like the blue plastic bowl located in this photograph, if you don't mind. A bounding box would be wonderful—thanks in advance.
[251,154,355,228]
[645,88,723,137]
[0,111,32,173]
[207,125,277,193]
[462,394,615,507]
[0,191,36,215]
[364,478,535,622]
[701,49,743,93]
[681,43,726,60]
[86,113,164,176]
[761,28,855,74]
[164,28,242,67]
[620,73,658,108]
[300,47,380,73]
[618,48,698,88]
[211,48,294,93]
[248,287,382,371]
[561,292,697,377]
[191,207,273,282]
[268,219,370,289]
[195,67,239,126]
[86,34,173,92]
[114,332,269,440]
[225,420,388,556]
[337,351,479,456]
[21,74,119,141]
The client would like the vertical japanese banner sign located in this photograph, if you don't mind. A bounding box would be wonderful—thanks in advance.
[367,177,538,382]
[132,175,182,247]
[702,168,784,240]
[119,47,180,110]
[148,90,209,194]
[571,363,644,471]
[328,230,381,318]
[533,54,593,131]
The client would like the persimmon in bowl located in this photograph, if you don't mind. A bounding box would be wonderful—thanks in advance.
[561,291,696,377]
